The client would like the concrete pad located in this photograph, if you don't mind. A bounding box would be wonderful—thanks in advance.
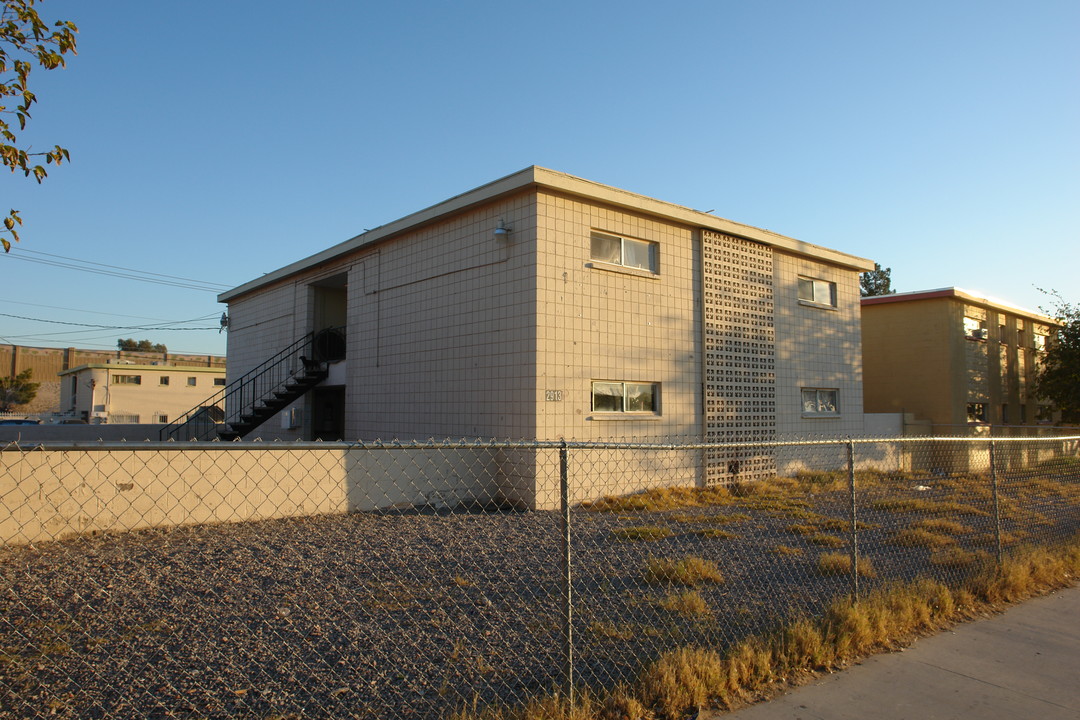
[709,585,1080,720]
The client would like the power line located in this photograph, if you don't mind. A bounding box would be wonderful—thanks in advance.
[0,298,184,323]
[1,249,233,292]
[12,248,232,288]
[0,312,219,331]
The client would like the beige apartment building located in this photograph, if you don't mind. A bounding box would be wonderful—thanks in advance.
[215,168,875,505]
[861,288,1058,432]
[59,363,226,424]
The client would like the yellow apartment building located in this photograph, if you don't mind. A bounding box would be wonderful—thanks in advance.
[861,288,1058,432]
[59,363,226,424]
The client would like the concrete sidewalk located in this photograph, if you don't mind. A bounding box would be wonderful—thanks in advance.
[708,584,1080,720]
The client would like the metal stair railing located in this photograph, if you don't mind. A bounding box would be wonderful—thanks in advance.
[161,332,318,441]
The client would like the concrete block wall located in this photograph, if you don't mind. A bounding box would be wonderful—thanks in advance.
[774,251,866,437]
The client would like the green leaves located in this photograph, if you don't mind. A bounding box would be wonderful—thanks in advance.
[1,0,78,251]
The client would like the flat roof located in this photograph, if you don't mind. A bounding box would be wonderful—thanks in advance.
[861,287,1056,324]
[220,166,876,302]
[59,364,226,377]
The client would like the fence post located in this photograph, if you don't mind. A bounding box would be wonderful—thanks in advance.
[989,439,1003,566]
[559,440,574,704]
[847,439,859,603]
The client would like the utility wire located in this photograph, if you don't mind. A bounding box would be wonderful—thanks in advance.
[0,312,219,331]
[1,249,233,292]
[0,297,188,323]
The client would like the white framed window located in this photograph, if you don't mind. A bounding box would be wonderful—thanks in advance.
[797,277,837,307]
[963,316,986,340]
[966,402,987,423]
[113,375,141,385]
[187,377,197,387]
[591,381,659,414]
[155,414,168,424]
[801,388,839,416]
[590,232,658,273]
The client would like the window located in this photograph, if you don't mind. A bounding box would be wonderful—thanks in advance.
[797,277,836,307]
[963,316,986,340]
[187,377,197,387]
[1001,404,1009,424]
[113,375,141,385]
[966,402,987,423]
[155,414,168,423]
[801,388,839,416]
[159,376,170,386]
[214,377,226,386]
[1019,404,1027,424]
[111,413,140,423]
[1034,333,1048,352]
[999,324,1007,343]
[591,381,658,414]
[590,232,658,273]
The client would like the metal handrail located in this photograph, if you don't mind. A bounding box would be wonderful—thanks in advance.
[160,332,319,441]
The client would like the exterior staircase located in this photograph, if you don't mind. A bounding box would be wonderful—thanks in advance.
[161,328,343,441]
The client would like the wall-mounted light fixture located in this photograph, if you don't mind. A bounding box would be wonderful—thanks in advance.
[493,218,511,240]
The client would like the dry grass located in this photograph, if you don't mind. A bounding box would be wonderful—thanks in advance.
[668,512,750,526]
[584,485,735,513]
[451,535,1080,720]
[807,533,845,548]
[891,528,958,548]
[611,526,674,542]
[643,556,725,586]
[771,545,803,556]
[929,547,986,569]
[870,498,987,516]
[690,528,737,540]
[658,590,710,618]
[909,518,973,535]
[816,552,876,578]
[589,621,636,641]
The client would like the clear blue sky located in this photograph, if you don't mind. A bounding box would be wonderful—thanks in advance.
[2,0,1077,357]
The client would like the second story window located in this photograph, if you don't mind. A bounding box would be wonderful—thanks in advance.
[797,277,836,307]
[590,232,658,273]
[963,316,986,340]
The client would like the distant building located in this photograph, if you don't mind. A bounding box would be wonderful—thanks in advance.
[861,288,1059,431]
[59,362,226,424]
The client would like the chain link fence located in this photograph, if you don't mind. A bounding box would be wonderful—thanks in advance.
[2,435,1079,718]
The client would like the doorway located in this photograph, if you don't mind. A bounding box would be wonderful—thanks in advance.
[311,386,346,441]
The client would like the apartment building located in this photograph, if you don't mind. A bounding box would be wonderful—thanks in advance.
[59,362,226,424]
[861,288,1058,431]
[217,167,875,504]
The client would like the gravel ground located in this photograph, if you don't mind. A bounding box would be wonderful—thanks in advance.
[1,472,1077,719]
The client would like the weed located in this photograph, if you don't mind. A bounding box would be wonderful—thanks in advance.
[690,528,736,540]
[643,556,724,586]
[589,621,635,641]
[816,552,876,578]
[807,533,845,548]
[909,518,973,535]
[658,590,710,618]
[870,498,987,516]
[668,512,749,525]
[772,545,803,556]
[929,548,985,569]
[453,575,477,588]
[583,485,735,513]
[611,526,673,542]
[891,528,957,548]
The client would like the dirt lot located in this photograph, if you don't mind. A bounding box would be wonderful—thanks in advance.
[2,467,1078,719]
